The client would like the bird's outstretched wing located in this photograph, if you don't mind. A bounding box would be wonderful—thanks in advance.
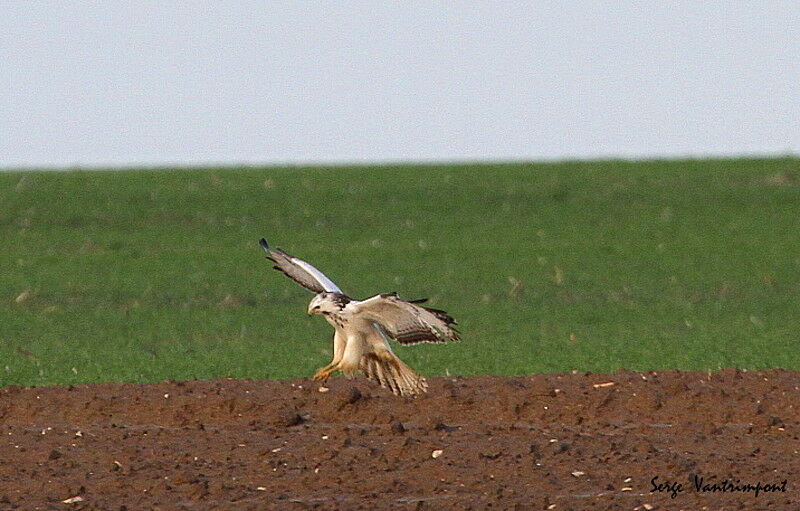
[259,238,342,294]
[353,293,460,345]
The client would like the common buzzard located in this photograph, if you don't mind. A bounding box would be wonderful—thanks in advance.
[259,238,459,396]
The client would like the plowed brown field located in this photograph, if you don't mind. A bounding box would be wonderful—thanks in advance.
[1,370,798,510]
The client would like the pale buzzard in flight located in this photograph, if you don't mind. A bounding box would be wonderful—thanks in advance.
[259,238,459,396]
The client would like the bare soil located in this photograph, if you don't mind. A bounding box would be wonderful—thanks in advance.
[1,370,798,510]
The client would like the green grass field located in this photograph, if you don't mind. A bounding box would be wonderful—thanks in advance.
[2,159,799,387]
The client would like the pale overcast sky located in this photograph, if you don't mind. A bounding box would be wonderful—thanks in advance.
[1,2,798,168]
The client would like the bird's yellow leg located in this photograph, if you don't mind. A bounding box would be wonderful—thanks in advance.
[312,363,337,382]
[312,331,345,382]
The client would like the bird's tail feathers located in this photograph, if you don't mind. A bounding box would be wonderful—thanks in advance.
[360,352,428,396]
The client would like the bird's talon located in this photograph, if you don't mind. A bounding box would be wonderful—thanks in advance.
[312,368,332,382]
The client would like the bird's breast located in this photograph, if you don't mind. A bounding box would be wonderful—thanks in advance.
[323,313,346,329]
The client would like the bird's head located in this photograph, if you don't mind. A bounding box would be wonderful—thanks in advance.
[307,292,338,315]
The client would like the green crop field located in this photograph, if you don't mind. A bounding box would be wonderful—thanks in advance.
[1,159,799,387]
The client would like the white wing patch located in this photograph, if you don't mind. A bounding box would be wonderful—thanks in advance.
[260,238,343,294]
[292,257,342,293]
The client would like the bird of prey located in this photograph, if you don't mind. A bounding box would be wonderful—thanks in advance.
[259,238,459,396]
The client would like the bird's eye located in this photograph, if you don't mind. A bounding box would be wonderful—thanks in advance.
[314,306,320,310]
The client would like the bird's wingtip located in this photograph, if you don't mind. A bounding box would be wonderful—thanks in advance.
[259,238,270,253]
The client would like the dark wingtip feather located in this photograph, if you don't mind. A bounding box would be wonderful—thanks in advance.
[420,306,457,326]
[408,298,429,304]
[259,238,270,253]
